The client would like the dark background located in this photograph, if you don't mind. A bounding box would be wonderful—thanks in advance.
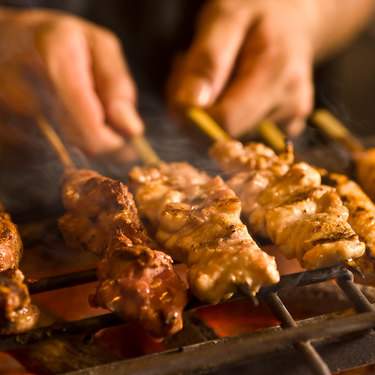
[0,0,375,219]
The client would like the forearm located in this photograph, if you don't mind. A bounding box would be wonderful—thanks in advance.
[307,0,375,61]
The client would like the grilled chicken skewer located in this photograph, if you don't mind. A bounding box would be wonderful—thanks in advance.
[0,205,39,334]
[59,168,188,338]
[209,140,365,270]
[36,115,187,338]
[128,162,280,304]
[186,108,365,270]
[257,117,375,283]
[321,172,375,284]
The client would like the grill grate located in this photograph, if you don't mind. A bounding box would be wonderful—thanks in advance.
[2,264,375,374]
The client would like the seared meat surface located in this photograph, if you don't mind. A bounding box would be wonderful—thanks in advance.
[129,162,279,304]
[0,269,39,335]
[59,168,188,338]
[0,206,38,334]
[210,140,365,270]
[0,206,22,272]
[93,245,187,337]
[327,173,375,284]
[209,140,293,176]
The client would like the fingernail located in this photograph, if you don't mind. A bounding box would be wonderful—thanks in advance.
[109,101,144,136]
[175,76,213,107]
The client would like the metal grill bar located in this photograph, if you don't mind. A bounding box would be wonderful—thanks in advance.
[3,264,374,374]
[0,313,122,351]
[336,276,375,313]
[67,311,375,375]
[26,264,349,296]
[27,268,97,294]
[262,292,331,375]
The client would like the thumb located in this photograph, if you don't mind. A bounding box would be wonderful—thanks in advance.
[171,1,250,108]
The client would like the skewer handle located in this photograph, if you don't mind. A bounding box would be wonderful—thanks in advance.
[35,115,75,168]
[186,107,286,154]
[130,135,160,165]
[186,107,231,142]
[310,109,365,154]
[258,120,287,153]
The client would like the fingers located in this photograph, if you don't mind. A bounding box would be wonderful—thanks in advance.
[88,26,144,137]
[171,0,252,108]
[269,62,314,137]
[168,0,315,138]
[35,19,138,156]
[206,19,285,137]
[207,20,313,138]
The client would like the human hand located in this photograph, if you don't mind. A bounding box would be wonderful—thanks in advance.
[0,7,143,157]
[168,0,318,138]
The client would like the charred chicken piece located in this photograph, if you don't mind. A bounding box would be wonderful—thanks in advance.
[59,168,152,257]
[209,139,293,176]
[128,162,280,304]
[0,206,22,272]
[325,172,375,284]
[0,269,39,335]
[210,140,365,270]
[0,206,39,334]
[93,244,187,338]
[59,168,188,338]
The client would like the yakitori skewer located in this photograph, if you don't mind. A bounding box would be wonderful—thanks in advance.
[257,115,375,282]
[36,114,277,316]
[35,114,188,338]
[187,107,366,272]
[126,113,279,303]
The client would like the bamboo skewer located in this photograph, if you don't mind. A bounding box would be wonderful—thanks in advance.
[186,107,231,142]
[130,135,160,165]
[186,107,286,151]
[36,114,159,167]
[310,109,365,154]
[35,115,75,168]
[258,120,288,154]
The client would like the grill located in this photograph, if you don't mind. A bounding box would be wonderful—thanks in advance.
[2,106,375,374]
[2,261,375,375]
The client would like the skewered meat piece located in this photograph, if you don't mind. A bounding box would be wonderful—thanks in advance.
[128,162,280,304]
[324,172,375,284]
[0,206,39,334]
[59,168,188,338]
[93,244,187,338]
[0,205,22,272]
[354,149,375,202]
[210,140,365,270]
[210,139,293,175]
[59,168,152,257]
[0,269,40,335]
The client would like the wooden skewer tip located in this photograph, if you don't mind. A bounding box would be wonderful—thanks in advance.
[186,107,231,142]
[130,135,161,165]
[35,115,75,169]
